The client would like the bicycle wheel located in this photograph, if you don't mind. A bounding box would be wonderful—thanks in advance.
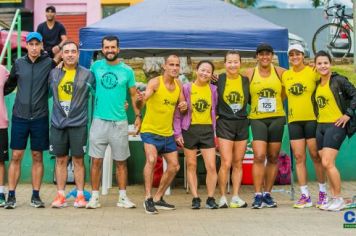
[312,23,351,58]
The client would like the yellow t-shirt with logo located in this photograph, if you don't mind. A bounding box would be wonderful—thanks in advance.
[191,83,212,125]
[282,66,319,123]
[58,68,76,116]
[315,80,343,123]
[141,76,180,136]
[223,75,245,114]
[249,66,285,119]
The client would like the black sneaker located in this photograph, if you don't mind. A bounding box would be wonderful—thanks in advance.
[154,197,176,210]
[4,195,16,209]
[262,193,277,208]
[30,195,45,208]
[251,194,263,209]
[0,193,6,207]
[205,197,218,209]
[191,197,201,210]
[143,198,158,215]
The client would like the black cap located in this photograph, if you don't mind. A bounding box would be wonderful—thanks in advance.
[46,6,56,13]
[256,43,274,54]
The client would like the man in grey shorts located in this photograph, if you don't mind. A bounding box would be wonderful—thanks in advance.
[86,35,141,209]
[49,40,95,208]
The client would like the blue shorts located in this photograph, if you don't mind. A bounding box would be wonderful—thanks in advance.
[10,116,49,151]
[140,132,177,154]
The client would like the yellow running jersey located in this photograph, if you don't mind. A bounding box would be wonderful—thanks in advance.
[141,76,180,136]
[223,75,245,114]
[58,68,76,116]
[249,66,285,119]
[191,83,212,125]
[315,80,343,123]
[282,66,319,123]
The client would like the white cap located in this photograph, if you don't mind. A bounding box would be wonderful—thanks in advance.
[288,44,304,54]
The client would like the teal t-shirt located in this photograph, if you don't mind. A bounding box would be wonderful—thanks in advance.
[90,59,136,121]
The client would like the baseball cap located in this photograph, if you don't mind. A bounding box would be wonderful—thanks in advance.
[26,32,43,42]
[46,6,56,13]
[256,43,274,54]
[288,44,305,54]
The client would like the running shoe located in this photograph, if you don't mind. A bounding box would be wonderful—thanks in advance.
[327,197,345,212]
[74,194,87,208]
[86,196,101,209]
[51,193,67,208]
[319,198,334,211]
[143,198,158,214]
[316,191,328,208]
[251,194,263,209]
[230,196,248,208]
[293,194,312,209]
[154,197,175,210]
[30,195,45,208]
[191,197,201,209]
[117,195,136,208]
[0,193,5,207]
[218,196,228,208]
[4,195,16,209]
[262,193,277,208]
[205,197,219,209]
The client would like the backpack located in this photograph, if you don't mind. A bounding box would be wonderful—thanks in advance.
[275,152,291,185]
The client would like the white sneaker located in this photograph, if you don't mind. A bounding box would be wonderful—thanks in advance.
[218,196,228,208]
[319,198,333,211]
[230,196,248,208]
[327,197,345,212]
[117,195,136,208]
[86,196,101,209]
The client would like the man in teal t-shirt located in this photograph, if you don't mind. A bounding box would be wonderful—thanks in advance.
[86,35,142,209]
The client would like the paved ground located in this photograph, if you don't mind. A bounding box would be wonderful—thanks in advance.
[0,182,355,236]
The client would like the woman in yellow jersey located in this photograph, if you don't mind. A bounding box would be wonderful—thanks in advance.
[174,61,218,209]
[245,43,286,209]
[215,51,249,209]
[314,51,356,211]
[282,44,327,209]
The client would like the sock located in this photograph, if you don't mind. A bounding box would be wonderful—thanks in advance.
[0,186,4,194]
[32,190,39,198]
[255,192,262,196]
[231,195,240,202]
[263,192,270,196]
[9,190,15,197]
[77,190,84,197]
[300,185,309,197]
[119,189,126,197]
[58,190,65,196]
[92,191,99,198]
[319,183,327,193]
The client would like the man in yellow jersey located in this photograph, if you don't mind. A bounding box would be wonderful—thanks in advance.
[244,43,286,209]
[48,41,95,208]
[86,36,141,209]
[137,55,187,214]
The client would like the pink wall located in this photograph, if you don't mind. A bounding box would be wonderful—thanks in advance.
[33,0,101,30]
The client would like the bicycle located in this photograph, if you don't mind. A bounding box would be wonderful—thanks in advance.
[312,4,353,58]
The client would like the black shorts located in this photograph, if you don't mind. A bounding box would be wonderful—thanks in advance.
[288,120,317,140]
[182,124,215,150]
[216,118,249,141]
[10,116,49,151]
[0,129,9,161]
[50,126,88,157]
[250,117,286,142]
[316,123,346,151]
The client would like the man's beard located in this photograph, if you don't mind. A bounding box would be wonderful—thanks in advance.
[104,52,118,61]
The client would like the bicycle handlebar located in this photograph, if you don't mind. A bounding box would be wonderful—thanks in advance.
[324,4,345,17]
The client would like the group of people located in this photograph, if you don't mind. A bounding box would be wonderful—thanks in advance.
[0,19,355,214]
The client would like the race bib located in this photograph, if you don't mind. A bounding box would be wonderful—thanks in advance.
[258,97,276,113]
[60,101,71,116]
[230,103,242,113]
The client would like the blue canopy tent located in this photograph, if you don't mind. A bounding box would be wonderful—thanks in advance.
[79,0,289,68]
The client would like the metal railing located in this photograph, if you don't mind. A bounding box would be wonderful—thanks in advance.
[0,9,21,70]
